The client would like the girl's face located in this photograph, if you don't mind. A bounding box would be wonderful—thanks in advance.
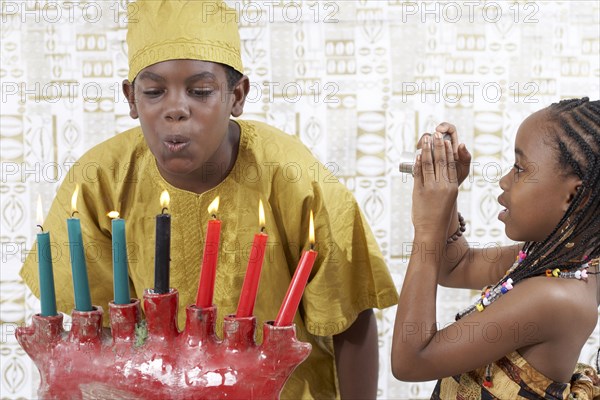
[497,110,582,242]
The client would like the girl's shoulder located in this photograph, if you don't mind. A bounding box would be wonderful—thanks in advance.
[513,276,598,335]
[507,276,598,381]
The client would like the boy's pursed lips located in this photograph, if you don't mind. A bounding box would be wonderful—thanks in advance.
[163,134,190,152]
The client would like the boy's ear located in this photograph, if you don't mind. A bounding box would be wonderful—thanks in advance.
[230,75,250,118]
[122,79,139,119]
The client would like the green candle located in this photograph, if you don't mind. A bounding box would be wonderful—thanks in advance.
[37,196,57,316]
[67,185,92,312]
[109,212,130,304]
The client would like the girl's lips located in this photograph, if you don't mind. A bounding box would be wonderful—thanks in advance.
[497,195,508,222]
[498,208,509,221]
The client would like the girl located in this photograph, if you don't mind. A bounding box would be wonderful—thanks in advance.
[392,98,600,399]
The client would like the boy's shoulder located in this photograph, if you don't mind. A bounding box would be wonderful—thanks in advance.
[78,126,147,164]
[238,119,349,193]
[65,127,149,187]
[238,119,313,159]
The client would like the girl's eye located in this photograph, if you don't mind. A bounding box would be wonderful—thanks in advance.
[513,163,524,173]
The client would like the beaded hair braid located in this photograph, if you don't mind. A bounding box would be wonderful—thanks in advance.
[457,97,600,320]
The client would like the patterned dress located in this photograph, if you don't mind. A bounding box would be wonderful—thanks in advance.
[431,351,570,399]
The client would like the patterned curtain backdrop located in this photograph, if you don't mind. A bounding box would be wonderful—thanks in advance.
[1,1,598,398]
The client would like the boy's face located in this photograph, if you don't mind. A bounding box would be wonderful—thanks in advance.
[497,110,582,242]
[122,60,248,190]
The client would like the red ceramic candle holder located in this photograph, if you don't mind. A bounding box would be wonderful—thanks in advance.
[16,289,311,399]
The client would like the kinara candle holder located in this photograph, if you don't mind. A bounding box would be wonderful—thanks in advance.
[16,289,311,400]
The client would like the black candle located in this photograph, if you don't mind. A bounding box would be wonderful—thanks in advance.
[154,190,171,294]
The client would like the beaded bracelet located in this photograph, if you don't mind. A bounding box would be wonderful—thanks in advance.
[446,212,466,244]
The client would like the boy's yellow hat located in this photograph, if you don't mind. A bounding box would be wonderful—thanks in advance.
[126,0,244,81]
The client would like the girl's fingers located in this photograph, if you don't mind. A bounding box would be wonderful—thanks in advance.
[445,140,458,183]
[458,143,471,164]
[421,135,435,182]
[416,133,432,151]
[435,122,459,159]
[413,153,423,184]
[433,132,447,181]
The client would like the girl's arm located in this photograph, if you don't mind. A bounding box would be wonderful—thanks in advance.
[437,235,523,289]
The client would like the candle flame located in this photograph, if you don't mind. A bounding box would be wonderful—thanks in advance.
[258,199,265,228]
[36,195,43,226]
[160,190,170,209]
[309,210,315,245]
[208,196,219,215]
[71,184,80,213]
[107,211,120,219]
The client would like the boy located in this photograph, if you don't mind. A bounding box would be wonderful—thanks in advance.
[19,1,397,398]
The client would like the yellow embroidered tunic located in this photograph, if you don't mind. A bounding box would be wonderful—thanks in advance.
[20,120,398,399]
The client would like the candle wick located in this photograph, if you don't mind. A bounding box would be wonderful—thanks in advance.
[310,243,315,251]
[212,214,217,219]
[36,224,44,232]
[162,207,168,214]
[260,226,266,233]
[71,211,79,217]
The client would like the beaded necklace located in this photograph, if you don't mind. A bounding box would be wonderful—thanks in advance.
[455,251,595,321]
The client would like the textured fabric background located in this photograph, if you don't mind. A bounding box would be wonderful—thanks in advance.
[1,1,598,398]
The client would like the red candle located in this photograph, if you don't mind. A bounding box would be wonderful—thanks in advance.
[236,200,267,317]
[195,196,222,308]
[275,210,318,326]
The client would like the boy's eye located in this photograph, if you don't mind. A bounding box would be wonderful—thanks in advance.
[142,89,163,97]
[190,89,213,97]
